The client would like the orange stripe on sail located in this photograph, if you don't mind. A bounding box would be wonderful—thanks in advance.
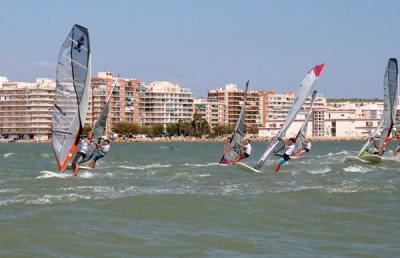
[379,125,393,156]
[56,129,81,172]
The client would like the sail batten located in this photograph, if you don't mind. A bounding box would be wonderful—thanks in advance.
[52,24,91,172]
[255,64,324,169]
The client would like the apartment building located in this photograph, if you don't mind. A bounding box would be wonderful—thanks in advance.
[139,81,194,127]
[208,83,261,128]
[325,103,383,137]
[194,98,225,128]
[0,78,55,140]
[87,72,141,134]
[258,91,327,138]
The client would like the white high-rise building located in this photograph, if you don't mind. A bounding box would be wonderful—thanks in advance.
[0,78,55,140]
[258,91,327,138]
[140,81,194,127]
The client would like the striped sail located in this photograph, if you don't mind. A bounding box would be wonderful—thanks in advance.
[219,81,249,163]
[255,64,324,169]
[377,58,398,155]
[294,90,317,152]
[52,24,91,172]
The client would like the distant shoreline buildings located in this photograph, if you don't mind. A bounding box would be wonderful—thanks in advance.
[0,72,395,141]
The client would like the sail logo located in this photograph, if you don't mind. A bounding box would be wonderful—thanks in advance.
[74,36,85,52]
[52,129,72,135]
[56,84,72,97]
[54,104,67,116]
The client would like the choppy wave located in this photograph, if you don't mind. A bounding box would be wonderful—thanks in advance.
[118,163,171,170]
[3,152,14,158]
[343,165,372,173]
[183,163,220,167]
[307,167,332,174]
[36,171,95,179]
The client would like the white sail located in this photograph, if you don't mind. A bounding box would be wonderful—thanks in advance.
[52,24,91,172]
[294,90,317,152]
[255,64,324,169]
[219,81,249,163]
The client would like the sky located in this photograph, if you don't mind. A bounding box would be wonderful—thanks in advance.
[0,0,399,98]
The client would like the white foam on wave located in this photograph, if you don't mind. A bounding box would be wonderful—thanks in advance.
[323,183,395,193]
[0,193,92,206]
[37,171,72,179]
[222,184,249,195]
[343,165,371,173]
[0,188,20,193]
[103,172,114,178]
[118,163,171,170]
[283,186,324,192]
[26,193,92,205]
[197,174,210,177]
[3,152,14,158]
[61,185,196,198]
[317,150,349,159]
[183,163,220,167]
[37,170,95,179]
[328,150,348,156]
[40,153,51,158]
[308,167,332,174]
[79,171,95,178]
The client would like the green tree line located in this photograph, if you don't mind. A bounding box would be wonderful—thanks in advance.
[83,113,259,137]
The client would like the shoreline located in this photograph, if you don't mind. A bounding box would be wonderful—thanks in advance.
[0,136,381,144]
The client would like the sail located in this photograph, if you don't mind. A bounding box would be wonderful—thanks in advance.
[79,79,116,164]
[255,64,324,169]
[377,58,398,155]
[219,81,249,163]
[357,116,384,156]
[52,24,91,172]
[294,90,317,152]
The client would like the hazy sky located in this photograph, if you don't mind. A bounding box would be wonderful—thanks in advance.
[0,0,399,97]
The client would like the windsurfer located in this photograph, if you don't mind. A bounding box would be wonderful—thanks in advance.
[391,133,400,159]
[233,139,252,163]
[370,138,380,155]
[88,137,111,168]
[273,138,296,173]
[71,131,94,175]
[293,138,312,157]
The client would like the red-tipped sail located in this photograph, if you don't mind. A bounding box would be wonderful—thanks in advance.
[312,63,325,77]
[255,64,325,169]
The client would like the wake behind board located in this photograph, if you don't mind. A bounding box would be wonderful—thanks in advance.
[236,162,262,173]
[345,155,382,164]
[37,171,72,178]
[66,164,92,170]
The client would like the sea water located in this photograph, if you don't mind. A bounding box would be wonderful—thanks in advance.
[0,141,399,257]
